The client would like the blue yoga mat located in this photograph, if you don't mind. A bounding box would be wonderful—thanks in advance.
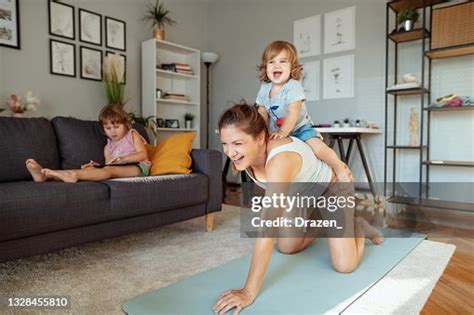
[123,235,425,314]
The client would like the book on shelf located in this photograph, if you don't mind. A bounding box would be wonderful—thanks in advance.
[163,92,188,101]
[158,63,193,74]
[175,64,192,71]
[176,69,194,75]
[160,63,176,72]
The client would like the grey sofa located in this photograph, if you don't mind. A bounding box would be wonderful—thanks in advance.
[0,116,222,262]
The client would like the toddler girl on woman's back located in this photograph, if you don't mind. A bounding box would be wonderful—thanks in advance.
[26,104,151,183]
[256,40,352,181]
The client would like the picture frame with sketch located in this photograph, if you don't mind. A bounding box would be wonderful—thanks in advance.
[80,46,102,81]
[0,0,20,49]
[165,119,179,129]
[105,16,126,51]
[79,9,102,46]
[50,39,75,77]
[48,1,75,40]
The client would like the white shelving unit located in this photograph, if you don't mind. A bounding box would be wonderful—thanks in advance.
[142,39,200,147]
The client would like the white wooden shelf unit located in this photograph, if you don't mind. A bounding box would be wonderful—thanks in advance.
[142,39,200,147]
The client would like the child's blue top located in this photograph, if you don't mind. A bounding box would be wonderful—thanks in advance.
[255,79,314,132]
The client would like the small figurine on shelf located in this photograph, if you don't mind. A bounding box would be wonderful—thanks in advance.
[409,107,419,146]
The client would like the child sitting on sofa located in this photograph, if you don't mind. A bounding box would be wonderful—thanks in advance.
[26,104,151,183]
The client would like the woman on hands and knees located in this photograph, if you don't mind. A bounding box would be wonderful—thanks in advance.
[213,103,383,315]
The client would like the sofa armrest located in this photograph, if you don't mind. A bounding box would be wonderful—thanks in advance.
[191,149,222,212]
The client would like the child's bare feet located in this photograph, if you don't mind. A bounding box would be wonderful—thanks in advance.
[355,217,384,245]
[25,159,47,182]
[41,169,79,183]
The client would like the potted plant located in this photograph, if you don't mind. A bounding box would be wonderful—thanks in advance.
[103,53,125,106]
[128,112,157,143]
[184,112,194,129]
[398,7,419,32]
[142,0,176,40]
[343,118,351,128]
[333,120,340,128]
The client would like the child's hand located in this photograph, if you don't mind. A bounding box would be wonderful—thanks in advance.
[108,156,123,165]
[334,162,354,182]
[81,160,100,169]
[270,129,288,140]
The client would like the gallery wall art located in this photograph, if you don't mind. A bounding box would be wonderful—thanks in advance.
[50,39,76,77]
[49,1,75,40]
[323,54,354,99]
[293,14,321,58]
[0,0,20,49]
[324,6,355,54]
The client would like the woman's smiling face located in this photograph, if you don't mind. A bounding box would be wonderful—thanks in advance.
[220,124,265,171]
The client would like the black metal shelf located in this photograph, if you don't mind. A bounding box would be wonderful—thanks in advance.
[425,44,474,59]
[424,106,474,112]
[387,87,429,95]
[388,28,430,43]
[422,160,474,167]
[387,145,427,149]
[388,0,447,13]
[387,196,473,212]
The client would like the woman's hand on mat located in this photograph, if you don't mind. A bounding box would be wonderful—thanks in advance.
[334,162,354,182]
[213,288,255,315]
[81,160,100,169]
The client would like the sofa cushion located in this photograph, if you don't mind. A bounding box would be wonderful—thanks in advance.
[52,117,150,169]
[52,117,108,169]
[0,117,60,182]
[147,132,195,175]
[0,181,111,241]
[104,173,208,218]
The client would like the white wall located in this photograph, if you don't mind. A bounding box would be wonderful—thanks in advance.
[207,0,473,183]
[1,0,472,183]
[0,0,209,124]
[207,0,387,182]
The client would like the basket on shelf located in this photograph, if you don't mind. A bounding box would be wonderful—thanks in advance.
[431,2,474,49]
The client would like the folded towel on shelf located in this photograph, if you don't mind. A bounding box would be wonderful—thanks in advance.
[429,94,474,109]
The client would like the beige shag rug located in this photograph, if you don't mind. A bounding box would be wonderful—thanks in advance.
[1,205,454,314]
[1,205,254,314]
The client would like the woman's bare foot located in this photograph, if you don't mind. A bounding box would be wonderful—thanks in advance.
[25,159,47,182]
[41,169,78,183]
[355,217,384,245]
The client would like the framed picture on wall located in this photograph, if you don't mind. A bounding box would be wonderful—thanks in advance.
[105,17,126,51]
[80,46,102,81]
[165,119,179,129]
[293,14,321,58]
[323,54,354,99]
[301,60,320,101]
[79,9,102,46]
[50,39,75,77]
[48,1,75,40]
[106,51,126,84]
[0,0,20,49]
[324,6,356,54]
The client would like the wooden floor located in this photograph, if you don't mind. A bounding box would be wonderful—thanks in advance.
[223,187,474,314]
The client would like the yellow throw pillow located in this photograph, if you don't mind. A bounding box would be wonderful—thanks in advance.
[146,132,195,175]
